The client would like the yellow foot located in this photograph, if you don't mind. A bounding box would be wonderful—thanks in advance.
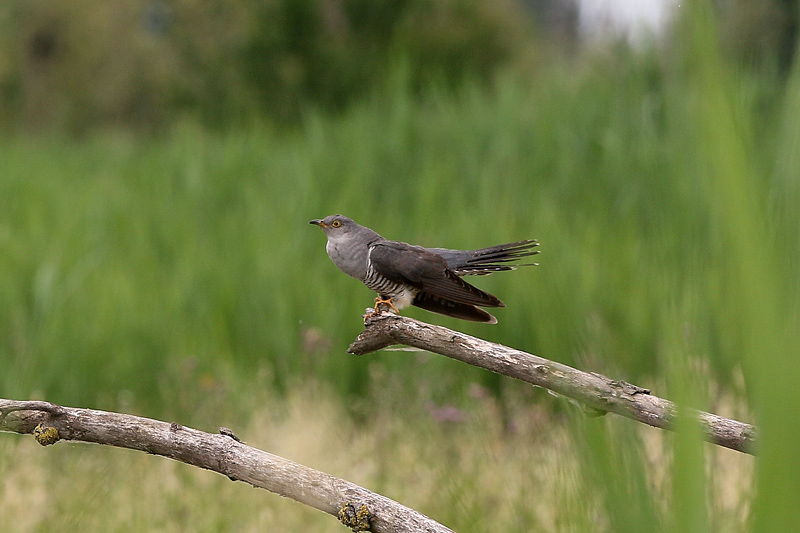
[366,297,399,318]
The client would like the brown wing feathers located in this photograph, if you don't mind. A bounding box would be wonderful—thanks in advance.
[369,242,504,308]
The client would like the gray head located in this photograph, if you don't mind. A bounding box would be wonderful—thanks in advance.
[308,215,362,237]
[310,215,384,279]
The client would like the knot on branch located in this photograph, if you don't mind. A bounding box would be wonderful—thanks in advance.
[338,501,372,532]
[348,312,399,355]
[33,424,60,446]
[608,379,651,396]
[219,427,242,442]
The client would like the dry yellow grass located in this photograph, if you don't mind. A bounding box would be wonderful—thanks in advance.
[0,379,753,532]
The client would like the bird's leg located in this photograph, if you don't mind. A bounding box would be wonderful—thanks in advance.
[375,297,400,313]
[367,297,399,317]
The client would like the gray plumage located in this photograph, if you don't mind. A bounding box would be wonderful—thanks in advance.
[310,215,539,323]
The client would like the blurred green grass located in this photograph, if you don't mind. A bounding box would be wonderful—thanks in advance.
[1,13,799,528]
[2,49,788,412]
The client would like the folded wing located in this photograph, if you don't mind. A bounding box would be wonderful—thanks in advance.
[369,241,504,323]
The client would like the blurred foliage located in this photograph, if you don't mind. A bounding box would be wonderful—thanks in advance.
[1,1,800,530]
[0,0,796,133]
[718,0,798,71]
[0,0,538,133]
[241,0,536,119]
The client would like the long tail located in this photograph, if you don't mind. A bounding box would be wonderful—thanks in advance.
[427,240,540,276]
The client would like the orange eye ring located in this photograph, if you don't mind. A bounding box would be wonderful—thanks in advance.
[331,220,342,228]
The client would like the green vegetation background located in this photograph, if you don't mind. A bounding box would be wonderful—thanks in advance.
[1,1,799,531]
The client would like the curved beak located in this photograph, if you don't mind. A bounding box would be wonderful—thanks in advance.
[309,219,330,228]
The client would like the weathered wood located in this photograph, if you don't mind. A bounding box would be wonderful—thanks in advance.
[349,313,757,454]
[0,400,454,533]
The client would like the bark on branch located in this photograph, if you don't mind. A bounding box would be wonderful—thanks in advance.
[348,313,757,455]
[0,399,454,533]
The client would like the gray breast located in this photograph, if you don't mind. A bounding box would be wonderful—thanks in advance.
[326,239,368,280]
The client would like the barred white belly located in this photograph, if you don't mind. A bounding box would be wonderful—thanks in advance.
[363,254,418,309]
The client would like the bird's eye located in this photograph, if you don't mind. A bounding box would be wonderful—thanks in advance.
[331,220,342,228]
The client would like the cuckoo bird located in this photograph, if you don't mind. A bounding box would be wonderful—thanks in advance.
[310,215,539,323]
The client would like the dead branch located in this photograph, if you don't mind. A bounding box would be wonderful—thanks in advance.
[349,313,756,455]
[0,399,454,533]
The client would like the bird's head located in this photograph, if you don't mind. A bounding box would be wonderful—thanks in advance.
[309,215,358,237]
